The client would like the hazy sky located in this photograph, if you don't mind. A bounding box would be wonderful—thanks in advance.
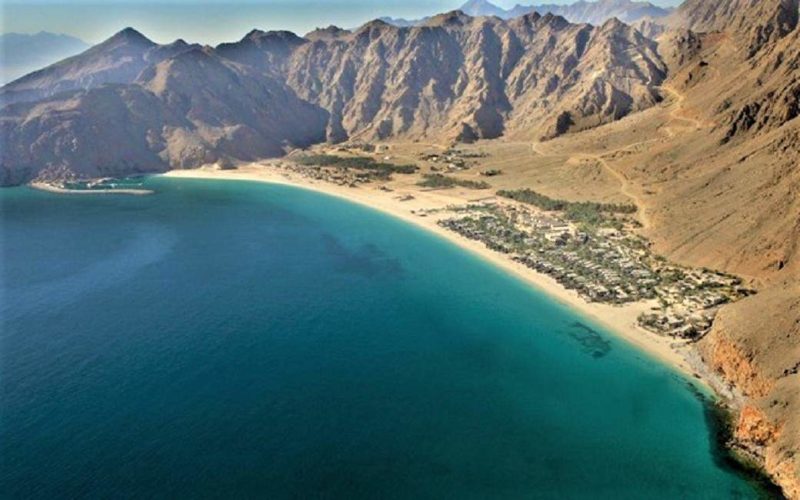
[1,0,683,45]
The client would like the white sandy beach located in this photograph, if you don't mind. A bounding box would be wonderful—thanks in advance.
[163,163,707,386]
[30,181,154,195]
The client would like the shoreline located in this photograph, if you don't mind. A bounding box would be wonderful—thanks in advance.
[30,181,154,196]
[162,165,711,391]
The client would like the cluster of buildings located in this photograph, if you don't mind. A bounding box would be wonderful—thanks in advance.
[437,202,751,340]
[280,161,372,187]
[331,142,388,154]
[419,149,486,173]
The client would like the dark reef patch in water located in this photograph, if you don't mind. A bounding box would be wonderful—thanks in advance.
[565,321,612,358]
[321,234,404,279]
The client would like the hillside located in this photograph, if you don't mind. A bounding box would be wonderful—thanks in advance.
[0,13,666,185]
[517,0,799,494]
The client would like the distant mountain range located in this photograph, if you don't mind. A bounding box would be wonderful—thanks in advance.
[0,13,666,184]
[381,0,673,28]
[0,32,90,84]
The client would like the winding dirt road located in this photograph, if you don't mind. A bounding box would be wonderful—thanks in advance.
[529,83,713,229]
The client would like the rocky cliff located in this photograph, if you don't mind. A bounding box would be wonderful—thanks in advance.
[648,1,800,496]
[699,280,800,498]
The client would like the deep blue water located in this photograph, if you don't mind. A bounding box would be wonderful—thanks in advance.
[0,177,763,498]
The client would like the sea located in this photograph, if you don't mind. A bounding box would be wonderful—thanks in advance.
[0,177,770,498]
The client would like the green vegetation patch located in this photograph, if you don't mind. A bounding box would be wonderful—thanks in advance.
[294,154,417,178]
[497,189,637,226]
[417,174,490,190]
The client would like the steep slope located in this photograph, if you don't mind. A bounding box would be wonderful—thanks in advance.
[0,85,168,185]
[0,47,328,184]
[0,15,666,184]
[667,0,798,56]
[504,15,665,138]
[639,0,800,278]
[698,280,800,499]
[537,0,799,494]
[0,28,199,106]
[138,47,328,166]
[215,29,307,75]
[284,12,665,143]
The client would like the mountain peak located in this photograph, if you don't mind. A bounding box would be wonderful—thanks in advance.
[305,25,350,41]
[355,18,393,34]
[243,28,267,40]
[424,10,473,27]
[105,27,154,46]
[458,0,506,17]
[600,16,626,30]
[235,29,304,48]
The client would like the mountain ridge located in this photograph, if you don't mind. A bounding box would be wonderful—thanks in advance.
[1,13,666,184]
[381,0,673,28]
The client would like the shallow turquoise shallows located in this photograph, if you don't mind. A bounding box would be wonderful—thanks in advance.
[0,177,764,498]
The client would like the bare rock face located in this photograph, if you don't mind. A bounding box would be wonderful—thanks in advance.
[0,13,666,185]
[666,0,800,142]
[630,17,667,39]
[735,406,780,447]
[721,26,800,141]
[0,28,200,106]
[668,0,799,57]
[283,12,665,143]
[0,43,329,184]
[699,281,800,498]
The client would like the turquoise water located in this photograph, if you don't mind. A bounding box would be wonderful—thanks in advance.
[0,177,764,498]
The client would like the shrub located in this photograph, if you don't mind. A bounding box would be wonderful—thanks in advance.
[294,154,417,178]
[497,189,637,225]
[417,174,490,189]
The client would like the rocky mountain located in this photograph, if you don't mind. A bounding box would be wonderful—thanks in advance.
[381,0,672,29]
[458,0,510,18]
[566,0,799,494]
[0,32,90,85]
[462,0,672,24]
[667,0,798,57]
[0,43,328,184]
[0,13,666,184]
[698,279,800,500]
[0,28,201,106]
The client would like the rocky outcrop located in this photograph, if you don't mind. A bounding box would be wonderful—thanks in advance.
[735,406,780,447]
[699,281,800,499]
[668,0,799,57]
